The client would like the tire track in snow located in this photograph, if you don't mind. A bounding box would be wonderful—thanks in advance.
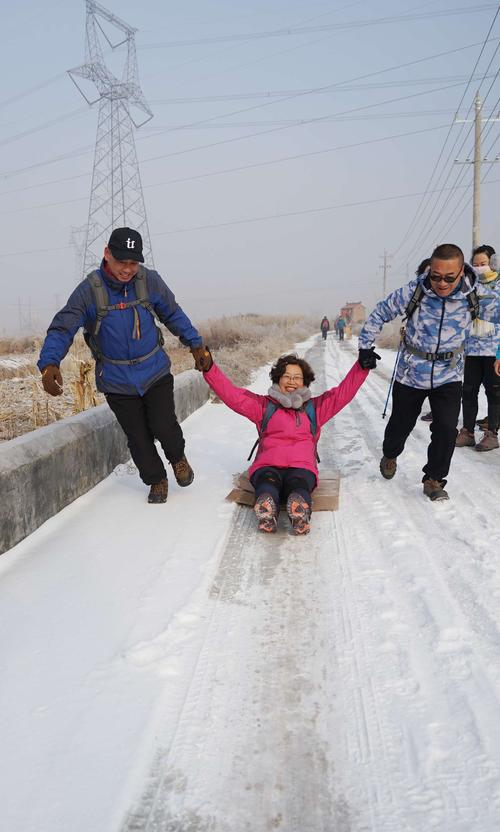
[318,336,500,830]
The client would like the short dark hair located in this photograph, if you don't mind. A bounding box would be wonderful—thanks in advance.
[416,257,431,274]
[471,244,495,261]
[270,353,315,387]
[431,243,464,265]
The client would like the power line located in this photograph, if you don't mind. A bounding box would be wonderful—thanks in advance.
[0,36,494,182]
[393,5,500,256]
[140,4,499,49]
[3,179,500,259]
[0,123,450,217]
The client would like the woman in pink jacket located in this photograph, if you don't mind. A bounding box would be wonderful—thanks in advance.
[198,348,369,535]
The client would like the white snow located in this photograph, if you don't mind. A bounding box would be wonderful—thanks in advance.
[1,334,500,832]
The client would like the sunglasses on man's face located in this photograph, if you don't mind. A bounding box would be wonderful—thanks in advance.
[428,272,461,285]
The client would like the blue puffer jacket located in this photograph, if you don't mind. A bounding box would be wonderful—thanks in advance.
[38,264,202,395]
[464,270,500,357]
[359,265,500,389]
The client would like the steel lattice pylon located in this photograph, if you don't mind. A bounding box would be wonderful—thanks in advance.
[68,0,154,278]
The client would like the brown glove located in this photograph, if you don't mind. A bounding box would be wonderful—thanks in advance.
[41,365,63,396]
[190,345,213,372]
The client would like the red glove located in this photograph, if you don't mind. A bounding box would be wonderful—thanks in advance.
[41,365,63,396]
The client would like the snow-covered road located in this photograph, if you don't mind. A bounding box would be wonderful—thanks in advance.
[2,335,500,831]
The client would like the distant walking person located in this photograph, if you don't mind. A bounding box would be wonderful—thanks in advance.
[38,227,211,504]
[336,316,346,341]
[358,243,500,502]
[320,315,330,340]
[455,244,500,452]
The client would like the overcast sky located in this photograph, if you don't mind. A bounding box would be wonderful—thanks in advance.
[1,0,499,334]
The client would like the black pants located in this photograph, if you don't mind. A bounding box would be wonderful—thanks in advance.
[383,380,462,484]
[462,355,500,433]
[338,329,345,341]
[106,374,185,485]
[321,329,328,340]
[250,466,317,508]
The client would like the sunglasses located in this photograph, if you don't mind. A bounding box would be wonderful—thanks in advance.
[429,272,461,285]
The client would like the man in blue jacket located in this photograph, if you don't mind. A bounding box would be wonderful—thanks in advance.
[38,227,211,504]
[358,243,500,502]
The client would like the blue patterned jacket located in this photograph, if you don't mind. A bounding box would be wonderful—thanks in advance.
[359,265,500,389]
[464,270,500,357]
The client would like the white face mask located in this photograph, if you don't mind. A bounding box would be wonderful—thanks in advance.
[474,264,490,274]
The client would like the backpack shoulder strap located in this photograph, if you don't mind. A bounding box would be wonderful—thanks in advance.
[86,270,109,335]
[404,282,424,323]
[467,288,479,321]
[247,400,279,461]
[304,399,317,437]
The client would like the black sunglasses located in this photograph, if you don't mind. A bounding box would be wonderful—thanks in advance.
[429,272,460,285]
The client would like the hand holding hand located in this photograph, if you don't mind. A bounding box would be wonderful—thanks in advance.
[41,365,63,396]
[358,347,381,370]
[191,345,213,372]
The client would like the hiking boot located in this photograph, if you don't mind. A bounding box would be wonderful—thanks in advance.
[254,494,278,533]
[476,416,489,430]
[379,456,397,479]
[423,478,449,502]
[475,429,499,452]
[420,410,433,422]
[171,454,194,487]
[286,492,311,535]
[455,427,475,448]
[148,478,168,504]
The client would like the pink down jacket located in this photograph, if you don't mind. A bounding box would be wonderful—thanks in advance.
[203,360,368,480]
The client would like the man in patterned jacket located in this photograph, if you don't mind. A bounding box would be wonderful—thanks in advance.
[358,243,500,502]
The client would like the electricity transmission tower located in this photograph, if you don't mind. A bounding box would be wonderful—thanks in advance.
[68,0,154,278]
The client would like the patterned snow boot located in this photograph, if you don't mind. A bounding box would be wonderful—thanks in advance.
[171,454,194,487]
[254,494,278,533]
[475,429,499,452]
[423,478,449,502]
[286,492,311,535]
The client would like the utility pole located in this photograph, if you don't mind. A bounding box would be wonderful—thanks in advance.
[454,91,500,250]
[379,250,392,297]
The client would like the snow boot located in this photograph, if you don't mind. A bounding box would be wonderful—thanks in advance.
[379,455,397,479]
[286,492,311,535]
[476,416,488,430]
[254,493,278,533]
[171,454,194,487]
[148,478,168,503]
[420,410,433,422]
[423,478,449,502]
[455,427,475,448]
[475,429,499,452]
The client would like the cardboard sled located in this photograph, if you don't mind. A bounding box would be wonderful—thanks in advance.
[226,469,340,512]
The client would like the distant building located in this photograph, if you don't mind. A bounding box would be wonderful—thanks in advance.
[340,302,366,335]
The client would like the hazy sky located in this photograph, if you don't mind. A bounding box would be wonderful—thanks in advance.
[1,0,499,334]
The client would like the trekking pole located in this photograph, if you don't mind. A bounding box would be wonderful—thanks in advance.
[382,328,404,419]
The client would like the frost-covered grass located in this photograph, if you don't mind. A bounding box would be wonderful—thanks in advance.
[0,314,316,441]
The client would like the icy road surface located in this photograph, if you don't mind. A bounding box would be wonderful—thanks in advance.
[2,335,500,832]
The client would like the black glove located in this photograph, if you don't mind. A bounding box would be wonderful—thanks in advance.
[358,348,381,370]
[191,345,213,372]
[41,364,63,396]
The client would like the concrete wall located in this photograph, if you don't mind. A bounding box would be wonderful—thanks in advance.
[0,370,209,556]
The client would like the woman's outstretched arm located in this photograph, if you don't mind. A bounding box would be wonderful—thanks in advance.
[313,361,369,427]
[203,362,266,424]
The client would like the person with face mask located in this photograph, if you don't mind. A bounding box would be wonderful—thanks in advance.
[455,244,500,452]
